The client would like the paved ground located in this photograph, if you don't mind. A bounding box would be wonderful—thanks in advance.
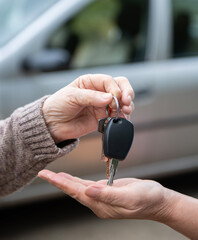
[0,172,197,240]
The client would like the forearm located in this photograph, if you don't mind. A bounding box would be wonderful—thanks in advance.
[0,97,78,196]
[159,188,198,239]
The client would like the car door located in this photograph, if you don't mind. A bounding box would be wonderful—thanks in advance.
[147,0,198,176]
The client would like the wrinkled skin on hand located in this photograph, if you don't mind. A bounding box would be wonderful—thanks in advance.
[42,74,134,143]
[38,170,172,221]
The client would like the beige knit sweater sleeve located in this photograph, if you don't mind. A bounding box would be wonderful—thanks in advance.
[0,97,78,196]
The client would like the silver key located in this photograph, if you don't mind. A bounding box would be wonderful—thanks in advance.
[107,158,119,186]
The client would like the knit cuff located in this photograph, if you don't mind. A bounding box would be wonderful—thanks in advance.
[19,96,78,162]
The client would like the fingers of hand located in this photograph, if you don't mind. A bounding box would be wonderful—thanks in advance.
[71,88,113,107]
[71,74,134,116]
[57,172,95,186]
[85,184,127,207]
[38,170,84,199]
[114,76,135,116]
[74,74,121,95]
[122,101,135,115]
[72,74,121,107]
[38,170,98,207]
[114,76,134,101]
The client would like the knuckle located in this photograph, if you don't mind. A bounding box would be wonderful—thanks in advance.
[86,73,94,82]
[76,74,93,88]
[78,75,87,89]
[67,93,78,105]
[119,76,129,82]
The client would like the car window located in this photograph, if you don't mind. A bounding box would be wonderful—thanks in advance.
[47,0,149,70]
[172,0,198,58]
[0,0,60,47]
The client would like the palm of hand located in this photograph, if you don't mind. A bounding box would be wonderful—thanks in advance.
[86,178,166,219]
[38,170,166,220]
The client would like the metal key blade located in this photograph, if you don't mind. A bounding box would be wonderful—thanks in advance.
[106,158,111,178]
[107,158,119,186]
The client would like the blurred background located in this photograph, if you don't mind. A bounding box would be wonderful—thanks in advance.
[0,0,198,239]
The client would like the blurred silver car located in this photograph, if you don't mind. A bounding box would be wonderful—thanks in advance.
[0,0,198,206]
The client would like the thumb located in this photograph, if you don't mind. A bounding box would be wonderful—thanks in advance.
[85,185,125,206]
[74,88,113,107]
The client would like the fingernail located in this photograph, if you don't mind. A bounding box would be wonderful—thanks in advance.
[102,93,112,100]
[85,187,102,198]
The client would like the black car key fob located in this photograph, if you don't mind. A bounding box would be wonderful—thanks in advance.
[103,117,134,160]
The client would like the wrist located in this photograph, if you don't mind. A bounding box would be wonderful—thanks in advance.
[156,188,198,239]
[153,187,182,224]
[42,97,61,144]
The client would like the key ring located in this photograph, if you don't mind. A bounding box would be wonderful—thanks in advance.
[106,96,119,120]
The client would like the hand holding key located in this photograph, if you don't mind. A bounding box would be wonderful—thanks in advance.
[43,74,134,144]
